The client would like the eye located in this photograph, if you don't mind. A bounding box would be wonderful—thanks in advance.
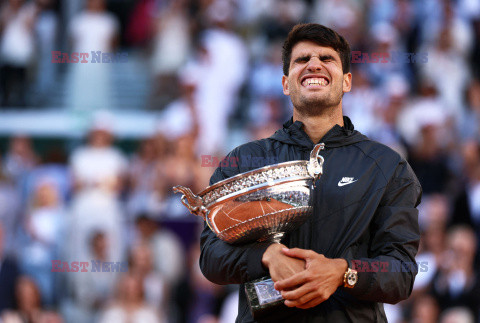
[295,56,310,63]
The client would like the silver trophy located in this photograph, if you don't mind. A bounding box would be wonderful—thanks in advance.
[173,143,325,320]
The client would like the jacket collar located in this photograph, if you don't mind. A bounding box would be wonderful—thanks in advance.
[270,116,367,149]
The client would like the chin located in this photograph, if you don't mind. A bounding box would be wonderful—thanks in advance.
[295,103,329,115]
[295,97,340,114]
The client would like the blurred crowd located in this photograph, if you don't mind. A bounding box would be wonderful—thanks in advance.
[0,0,480,322]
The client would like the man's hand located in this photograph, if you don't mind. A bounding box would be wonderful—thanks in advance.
[262,243,306,282]
[273,248,348,309]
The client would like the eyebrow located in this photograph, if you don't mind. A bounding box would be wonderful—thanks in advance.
[293,54,337,63]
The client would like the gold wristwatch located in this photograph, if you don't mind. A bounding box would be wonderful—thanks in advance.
[343,267,358,288]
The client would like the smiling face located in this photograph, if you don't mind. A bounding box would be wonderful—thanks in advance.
[282,41,352,116]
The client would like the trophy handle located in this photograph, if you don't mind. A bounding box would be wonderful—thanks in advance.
[172,185,207,218]
[307,143,325,186]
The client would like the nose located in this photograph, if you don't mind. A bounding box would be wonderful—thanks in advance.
[307,56,323,71]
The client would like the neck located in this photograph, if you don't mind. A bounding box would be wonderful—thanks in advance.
[293,107,344,144]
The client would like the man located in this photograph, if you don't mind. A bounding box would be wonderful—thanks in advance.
[200,23,421,322]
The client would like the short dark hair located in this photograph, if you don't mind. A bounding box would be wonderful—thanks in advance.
[282,23,351,75]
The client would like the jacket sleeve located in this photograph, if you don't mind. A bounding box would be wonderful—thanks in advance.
[199,152,272,285]
[344,160,422,304]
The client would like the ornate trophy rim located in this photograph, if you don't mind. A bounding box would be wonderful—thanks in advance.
[200,159,307,194]
[199,160,310,206]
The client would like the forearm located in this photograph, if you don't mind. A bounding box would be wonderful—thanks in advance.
[199,224,271,285]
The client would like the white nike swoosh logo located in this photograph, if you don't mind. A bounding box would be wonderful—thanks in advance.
[338,180,358,187]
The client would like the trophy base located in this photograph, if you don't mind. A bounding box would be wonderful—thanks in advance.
[245,276,299,322]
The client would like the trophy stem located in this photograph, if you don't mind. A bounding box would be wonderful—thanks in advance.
[263,232,284,244]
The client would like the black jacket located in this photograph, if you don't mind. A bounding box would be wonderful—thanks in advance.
[200,117,422,322]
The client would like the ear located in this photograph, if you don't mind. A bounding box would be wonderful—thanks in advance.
[282,75,290,95]
[343,72,352,93]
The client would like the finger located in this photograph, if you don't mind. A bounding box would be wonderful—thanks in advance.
[283,290,317,308]
[295,296,326,309]
[281,248,314,259]
[281,283,312,300]
[274,271,308,291]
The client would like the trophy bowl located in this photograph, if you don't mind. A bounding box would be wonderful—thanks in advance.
[173,143,325,244]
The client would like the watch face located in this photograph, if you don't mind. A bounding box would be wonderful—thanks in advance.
[347,272,357,286]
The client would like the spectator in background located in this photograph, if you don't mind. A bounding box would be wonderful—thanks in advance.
[0,0,36,107]
[157,75,199,144]
[431,225,480,321]
[155,75,202,217]
[0,157,21,255]
[409,293,440,323]
[181,0,248,156]
[397,81,448,147]
[458,80,480,141]
[67,0,119,111]
[412,195,449,298]
[451,140,480,242]
[391,0,416,41]
[1,276,63,323]
[162,133,205,217]
[408,122,451,195]
[369,74,410,158]
[19,179,64,306]
[23,146,70,206]
[150,0,191,107]
[128,242,166,319]
[68,113,127,267]
[0,221,20,315]
[33,0,58,106]
[133,215,184,288]
[420,21,472,119]
[3,135,38,186]
[64,231,119,323]
[126,131,175,223]
[99,273,161,323]
[310,0,363,48]
[397,82,452,195]
[248,41,290,129]
[342,66,382,139]
[255,0,305,47]
[126,137,162,220]
[172,244,227,323]
[365,22,411,86]
[159,83,208,215]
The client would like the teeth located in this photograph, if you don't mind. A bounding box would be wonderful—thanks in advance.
[304,78,328,86]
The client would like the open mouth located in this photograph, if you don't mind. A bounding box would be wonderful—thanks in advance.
[301,77,329,87]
